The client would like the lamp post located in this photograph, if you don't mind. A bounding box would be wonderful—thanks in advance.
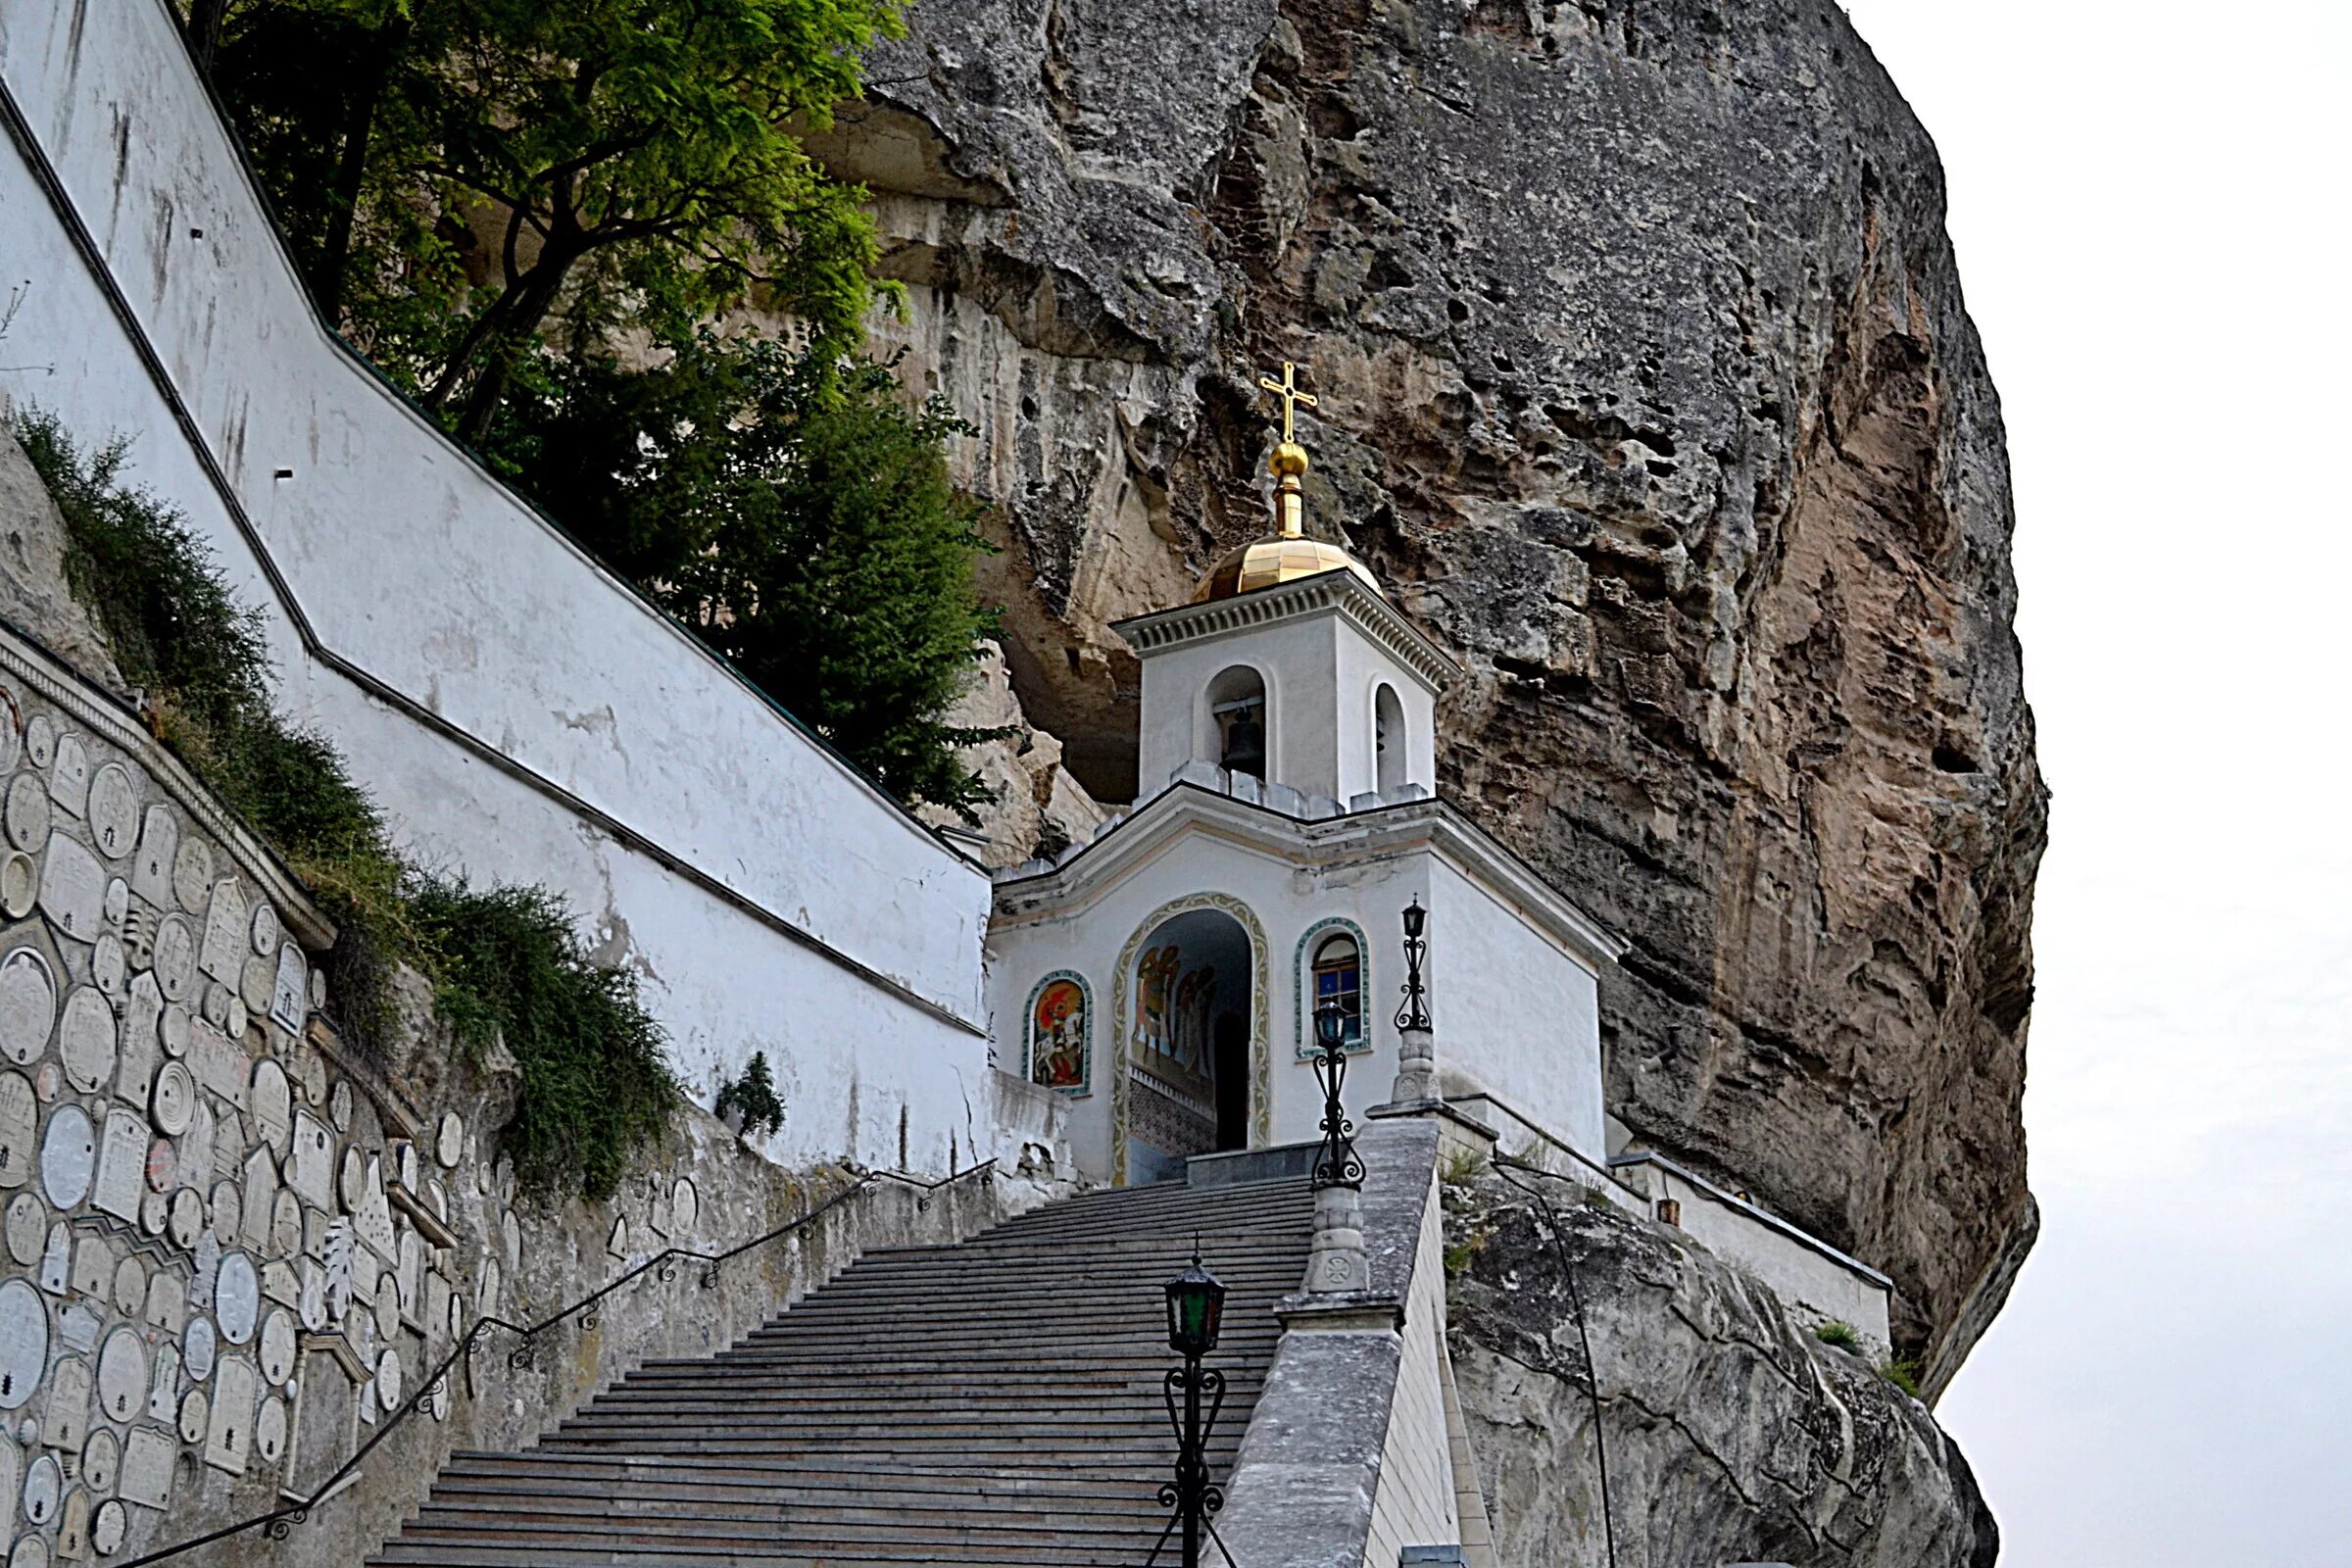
[1388,897,1437,1104]
[1299,997,1373,1295]
[1310,998,1364,1189]
[1153,1251,1229,1568]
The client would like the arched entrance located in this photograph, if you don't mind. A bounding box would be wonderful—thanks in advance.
[1112,897,1269,1184]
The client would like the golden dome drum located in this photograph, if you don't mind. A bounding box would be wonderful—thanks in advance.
[1195,535,1386,603]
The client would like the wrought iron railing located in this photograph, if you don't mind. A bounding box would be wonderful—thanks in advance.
[122,1159,999,1567]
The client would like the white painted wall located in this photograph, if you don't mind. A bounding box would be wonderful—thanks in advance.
[1364,1163,1463,1566]
[0,0,1000,1175]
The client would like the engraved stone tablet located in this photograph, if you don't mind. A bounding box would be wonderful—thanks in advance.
[169,840,210,919]
[57,990,114,1096]
[0,699,16,771]
[253,1394,288,1466]
[237,956,273,1019]
[95,1331,143,1424]
[89,936,123,1002]
[205,1357,256,1473]
[148,1061,193,1137]
[269,1194,301,1263]
[92,1498,125,1557]
[141,1271,183,1335]
[174,1388,207,1446]
[186,1022,244,1109]
[119,1428,171,1510]
[373,1347,402,1409]
[37,1223,67,1295]
[136,1192,165,1239]
[149,917,194,1004]
[0,854,32,921]
[352,1159,395,1262]
[198,982,226,1030]
[89,1110,143,1225]
[57,1487,88,1559]
[4,773,48,854]
[158,1004,187,1059]
[40,1356,88,1450]
[101,880,125,932]
[298,1260,325,1334]
[328,1080,353,1136]
[176,1102,215,1199]
[167,1189,203,1250]
[68,1237,109,1300]
[198,881,246,985]
[0,950,55,1070]
[113,974,159,1111]
[287,1111,331,1211]
[36,834,105,945]
[182,1315,216,1382]
[83,767,135,862]
[0,1073,35,1189]
[22,715,52,770]
[46,736,88,818]
[671,1177,698,1235]
[127,808,175,910]
[110,1255,143,1317]
[269,945,306,1036]
[0,1280,45,1408]
[216,1253,259,1346]
[248,1060,290,1155]
[80,1429,117,1496]
[434,1112,463,1170]
[23,1450,60,1525]
[2,1196,39,1265]
[38,1105,93,1208]
[240,1148,276,1255]
[258,1309,296,1386]
[146,1346,179,1421]
[249,904,281,967]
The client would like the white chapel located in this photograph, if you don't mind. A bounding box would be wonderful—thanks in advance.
[986,369,1627,1187]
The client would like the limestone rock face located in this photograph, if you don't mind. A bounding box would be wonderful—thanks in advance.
[0,432,126,692]
[830,0,2044,1380]
[932,640,1109,867]
[1447,1167,2000,1565]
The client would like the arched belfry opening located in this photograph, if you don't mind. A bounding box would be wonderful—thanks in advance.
[1123,906,1253,1182]
[1206,665,1268,780]
[1373,683,1405,793]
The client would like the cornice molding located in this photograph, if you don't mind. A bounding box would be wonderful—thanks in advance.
[1111,569,1459,695]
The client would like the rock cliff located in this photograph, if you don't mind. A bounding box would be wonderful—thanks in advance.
[1448,1163,2000,1564]
[819,0,2044,1382]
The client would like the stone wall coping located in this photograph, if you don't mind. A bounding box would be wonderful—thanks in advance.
[1608,1150,1894,1290]
[0,611,337,950]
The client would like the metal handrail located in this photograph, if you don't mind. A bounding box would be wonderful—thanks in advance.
[122,1158,1000,1566]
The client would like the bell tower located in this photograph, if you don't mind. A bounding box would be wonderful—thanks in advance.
[1113,364,1453,808]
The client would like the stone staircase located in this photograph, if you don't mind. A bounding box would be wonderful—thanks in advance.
[368,1172,1313,1566]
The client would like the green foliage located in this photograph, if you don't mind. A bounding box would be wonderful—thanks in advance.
[1880,1357,1924,1398]
[493,340,1006,809]
[715,1051,787,1141]
[7,409,671,1200]
[1442,1231,1487,1278]
[195,0,903,440]
[411,880,679,1199]
[1813,1320,1862,1352]
[1439,1146,1488,1186]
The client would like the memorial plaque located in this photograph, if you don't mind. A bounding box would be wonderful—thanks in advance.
[23,1451,60,1526]
[286,1111,330,1210]
[298,1260,325,1334]
[371,1284,397,1344]
[328,1081,353,1136]
[248,1060,290,1155]
[83,767,135,862]
[136,1192,165,1239]
[186,1022,244,1109]
[36,1224,66,1295]
[22,715,52,770]
[68,1238,108,1301]
[268,945,306,1035]
[352,1160,395,1262]
[182,1315,216,1382]
[88,937,123,1003]
[432,1112,463,1171]
[57,991,114,1096]
[216,1253,260,1345]
[36,834,106,945]
[210,1181,241,1247]
[147,1061,193,1137]
[4,773,48,854]
[91,1499,124,1558]
[246,903,280,963]
[40,1356,89,1450]
[158,1004,187,1060]
[336,1148,365,1211]
[38,1106,93,1208]
[175,1105,214,1202]
[149,917,194,1004]
[373,1347,402,1409]
[240,1147,277,1254]
[253,1394,288,1465]
[394,1231,421,1322]
[224,993,248,1044]
[422,1273,451,1351]
[94,1331,142,1424]
[59,1302,98,1356]
[89,1110,142,1225]
[0,854,33,921]
[672,1178,698,1235]
[175,1388,208,1446]
[109,1257,142,1319]
[197,983,226,1030]
[0,1281,45,1408]
[198,881,246,985]
[45,736,88,818]
[321,1220,353,1323]
[141,1141,173,1204]
[127,808,176,909]
[119,1428,172,1510]
[0,1073,36,1188]
[269,1194,301,1262]
[114,975,160,1112]
[258,1309,296,1386]
[56,1488,88,1559]
[0,950,55,1069]
[144,1345,178,1421]
[292,1050,324,1109]
[141,1271,184,1334]
[0,696,16,769]
[167,1190,203,1251]
[237,956,272,1018]
[205,1357,257,1474]
[2,1197,39,1266]
[80,1429,117,1496]
[101,881,125,933]
[169,840,210,919]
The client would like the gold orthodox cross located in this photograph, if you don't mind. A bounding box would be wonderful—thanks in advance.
[1259,361,1318,442]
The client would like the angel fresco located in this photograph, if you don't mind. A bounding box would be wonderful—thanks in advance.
[1029,977,1088,1093]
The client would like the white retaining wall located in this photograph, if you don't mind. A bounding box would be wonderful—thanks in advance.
[0,0,998,1175]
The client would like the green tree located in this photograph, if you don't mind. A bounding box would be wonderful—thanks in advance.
[498,339,1005,810]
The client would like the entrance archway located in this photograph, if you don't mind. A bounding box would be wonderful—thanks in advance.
[1112,896,1269,1184]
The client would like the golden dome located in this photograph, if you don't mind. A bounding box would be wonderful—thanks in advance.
[1196,534,1386,603]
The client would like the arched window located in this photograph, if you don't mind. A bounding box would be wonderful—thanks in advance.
[1207,665,1268,779]
[1310,932,1362,1045]
[1374,683,1405,792]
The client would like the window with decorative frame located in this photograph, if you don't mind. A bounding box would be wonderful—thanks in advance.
[1310,932,1363,1046]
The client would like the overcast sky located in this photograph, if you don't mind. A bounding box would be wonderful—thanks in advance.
[1832,2,2351,1561]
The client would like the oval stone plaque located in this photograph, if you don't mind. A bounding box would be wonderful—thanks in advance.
[0,854,32,921]
[375,1346,403,1408]
[210,1180,242,1247]
[259,1307,296,1385]
[170,839,211,917]
[151,916,196,1004]
[38,1104,94,1208]
[150,1060,195,1136]
[238,956,273,1016]
[96,1329,144,1423]
[169,1188,204,1250]
[328,1080,353,1135]
[93,1497,126,1556]
[44,735,87,817]
[3,772,48,853]
[110,1255,144,1318]
[2,1195,41,1264]
[216,1252,260,1345]
[57,988,115,1094]
[0,1280,46,1407]
[255,1394,288,1463]
[11,1532,49,1568]
[0,1072,35,1189]
[183,1315,216,1382]
[159,1004,189,1059]
[435,1111,464,1169]
[175,1387,208,1446]
[85,766,137,860]
[22,715,52,769]
[102,879,126,931]
[36,832,106,943]
[91,933,125,1000]
[249,902,279,958]
[0,949,56,1068]
[81,1428,119,1495]
[23,1449,59,1525]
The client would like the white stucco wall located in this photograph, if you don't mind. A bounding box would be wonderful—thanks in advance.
[1364,1163,1462,1566]
[0,0,999,1175]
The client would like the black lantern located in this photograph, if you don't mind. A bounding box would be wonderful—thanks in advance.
[1314,994,1348,1053]
[1163,1253,1226,1358]
[1395,898,1432,1034]
[1402,896,1427,940]
[1309,999,1364,1191]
